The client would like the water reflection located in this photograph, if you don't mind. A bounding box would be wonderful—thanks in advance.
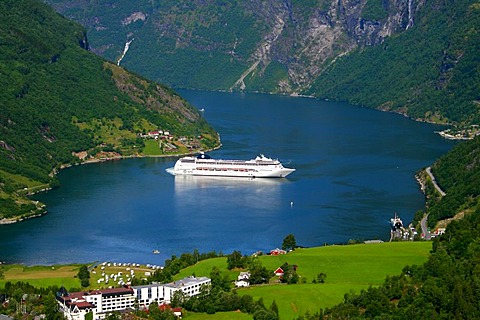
[173,175,288,212]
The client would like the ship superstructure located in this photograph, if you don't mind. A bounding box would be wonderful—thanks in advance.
[166,153,295,178]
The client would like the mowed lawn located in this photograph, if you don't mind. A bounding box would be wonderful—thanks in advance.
[241,242,432,318]
[184,311,252,320]
[0,265,81,289]
[0,242,432,319]
[176,242,431,319]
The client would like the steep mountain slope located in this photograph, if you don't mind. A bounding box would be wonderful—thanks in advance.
[418,136,480,228]
[45,0,480,125]
[0,0,219,222]
[45,0,416,92]
[307,0,480,124]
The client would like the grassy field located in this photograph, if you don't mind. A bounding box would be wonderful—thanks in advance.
[174,258,237,281]
[143,139,165,155]
[0,264,82,289]
[0,242,432,319]
[246,242,431,318]
[89,262,161,288]
[168,242,432,319]
[183,311,252,320]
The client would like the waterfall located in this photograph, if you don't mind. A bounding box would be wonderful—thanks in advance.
[117,38,134,66]
[406,0,414,30]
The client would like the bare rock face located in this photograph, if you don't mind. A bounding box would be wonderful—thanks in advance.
[226,0,424,93]
[242,0,423,93]
[46,0,424,94]
[122,12,147,26]
[0,140,15,152]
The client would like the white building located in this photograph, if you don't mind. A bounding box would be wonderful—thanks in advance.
[58,277,211,320]
[164,276,211,300]
[133,276,211,309]
[235,272,251,287]
[57,287,135,320]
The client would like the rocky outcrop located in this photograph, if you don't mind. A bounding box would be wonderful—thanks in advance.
[230,0,424,93]
[46,0,424,94]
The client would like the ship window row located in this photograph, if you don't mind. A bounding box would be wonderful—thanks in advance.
[196,161,274,166]
[196,167,255,172]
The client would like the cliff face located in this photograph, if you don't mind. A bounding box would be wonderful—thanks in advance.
[45,0,422,94]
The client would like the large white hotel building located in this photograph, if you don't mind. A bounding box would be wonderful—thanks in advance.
[57,276,211,320]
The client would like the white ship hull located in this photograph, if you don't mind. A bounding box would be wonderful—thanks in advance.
[166,154,295,178]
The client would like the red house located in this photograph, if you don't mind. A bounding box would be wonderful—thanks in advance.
[270,248,287,255]
[274,267,284,276]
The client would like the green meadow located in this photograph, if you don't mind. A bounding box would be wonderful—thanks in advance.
[184,311,252,320]
[0,242,432,319]
[178,242,432,319]
[0,265,82,289]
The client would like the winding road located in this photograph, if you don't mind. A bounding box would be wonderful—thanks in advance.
[426,166,446,196]
[421,214,431,240]
[421,167,446,240]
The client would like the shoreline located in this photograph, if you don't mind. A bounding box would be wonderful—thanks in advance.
[2,143,222,226]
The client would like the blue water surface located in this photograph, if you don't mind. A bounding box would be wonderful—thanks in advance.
[0,91,454,265]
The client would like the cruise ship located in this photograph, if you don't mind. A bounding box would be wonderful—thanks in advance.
[166,153,295,178]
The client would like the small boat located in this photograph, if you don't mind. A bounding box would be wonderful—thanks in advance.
[390,213,403,231]
[152,250,160,254]
[166,153,295,178]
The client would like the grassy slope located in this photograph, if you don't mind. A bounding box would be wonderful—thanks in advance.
[0,264,81,289]
[0,0,219,222]
[184,311,252,320]
[0,242,431,318]
[172,242,431,319]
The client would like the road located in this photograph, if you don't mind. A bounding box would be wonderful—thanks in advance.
[421,214,431,240]
[426,166,446,196]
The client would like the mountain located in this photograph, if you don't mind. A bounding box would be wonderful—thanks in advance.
[0,0,219,222]
[415,136,480,229]
[45,0,480,125]
[307,0,480,124]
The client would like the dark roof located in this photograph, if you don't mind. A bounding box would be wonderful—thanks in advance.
[57,286,69,297]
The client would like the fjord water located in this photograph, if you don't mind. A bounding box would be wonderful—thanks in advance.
[0,91,453,265]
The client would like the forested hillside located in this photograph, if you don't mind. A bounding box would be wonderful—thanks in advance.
[296,206,480,319]
[305,137,480,318]
[44,0,417,93]
[0,0,218,222]
[307,0,480,124]
[417,137,480,228]
[46,0,480,125]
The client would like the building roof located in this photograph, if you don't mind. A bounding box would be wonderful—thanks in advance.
[133,283,163,290]
[165,276,210,289]
[92,287,133,297]
[0,314,14,320]
[75,301,95,309]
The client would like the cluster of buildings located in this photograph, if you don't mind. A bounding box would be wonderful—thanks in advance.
[140,130,203,152]
[57,276,211,320]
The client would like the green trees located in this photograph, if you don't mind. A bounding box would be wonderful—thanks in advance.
[77,265,90,288]
[226,250,249,270]
[282,234,297,251]
[0,0,219,223]
[279,263,299,284]
[43,291,64,320]
[307,207,480,319]
[314,272,327,284]
[413,137,480,228]
[150,250,221,284]
[308,0,480,125]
